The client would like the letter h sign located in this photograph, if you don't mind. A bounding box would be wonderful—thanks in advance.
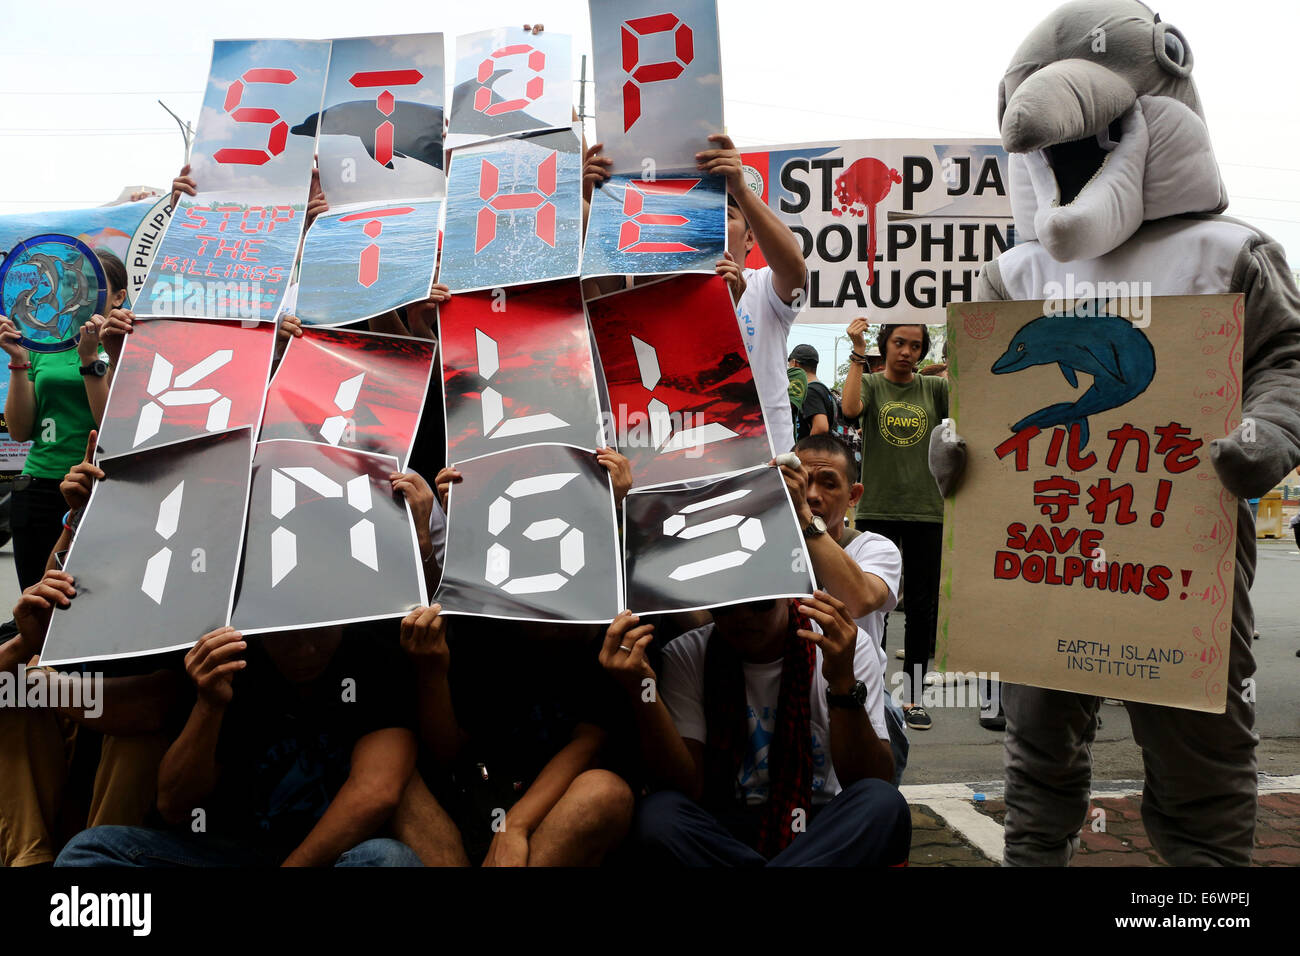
[475,151,559,253]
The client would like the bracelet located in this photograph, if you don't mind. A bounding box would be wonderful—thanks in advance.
[8,362,31,371]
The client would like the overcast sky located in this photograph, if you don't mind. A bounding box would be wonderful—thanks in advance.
[2,0,1296,378]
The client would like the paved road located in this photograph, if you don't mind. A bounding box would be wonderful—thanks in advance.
[890,537,1300,784]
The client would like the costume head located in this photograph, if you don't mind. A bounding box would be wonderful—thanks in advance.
[999,0,1227,261]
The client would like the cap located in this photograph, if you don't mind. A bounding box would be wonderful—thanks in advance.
[788,344,819,365]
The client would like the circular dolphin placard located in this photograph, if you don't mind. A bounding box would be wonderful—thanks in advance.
[0,233,107,353]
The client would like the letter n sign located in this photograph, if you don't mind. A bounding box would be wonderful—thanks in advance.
[475,152,558,252]
[621,14,694,131]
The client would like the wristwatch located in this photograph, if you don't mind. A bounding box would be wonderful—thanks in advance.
[802,514,827,539]
[79,360,108,378]
[826,680,868,709]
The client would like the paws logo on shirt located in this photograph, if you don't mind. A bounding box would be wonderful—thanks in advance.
[878,401,928,447]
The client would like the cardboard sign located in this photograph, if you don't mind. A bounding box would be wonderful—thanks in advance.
[232,440,425,635]
[137,39,331,321]
[623,464,815,615]
[581,173,726,277]
[587,274,771,488]
[435,443,624,623]
[447,27,573,150]
[439,280,601,464]
[260,327,436,469]
[40,428,255,666]
[937,295,1243,713]
[96,318,276,459]
[589,0,723,175]
[739,140,1014,325]
[308,33,446,206]
[439,127,584,292]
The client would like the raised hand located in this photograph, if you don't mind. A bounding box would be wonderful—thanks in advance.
[184,626,247,708]
[60,430,104,512]
[599,610,656,692]
[171,163,197,210]
[696,133,744,194]
[715,251,746,301]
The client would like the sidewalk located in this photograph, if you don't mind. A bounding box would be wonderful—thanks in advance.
[903,775,1300,866]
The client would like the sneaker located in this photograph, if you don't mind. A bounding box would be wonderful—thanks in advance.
[904,705,933,731]
[923,671,944,687]
[978,714,1006,731]
[894,648,905,660]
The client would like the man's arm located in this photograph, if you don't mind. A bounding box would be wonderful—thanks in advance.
[399,606,465,764]
[156,627,246,824]
[796,592,893,786]
[55,670,181,735]
[809,413,829,436]
[697,134,806,302]
[281,726,417,867]
[599,612,703,799]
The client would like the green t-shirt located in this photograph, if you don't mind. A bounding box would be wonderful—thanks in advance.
[854,372,949,523]
[23,349,97,479]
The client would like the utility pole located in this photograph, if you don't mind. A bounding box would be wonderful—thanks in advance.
[158,100,194,165]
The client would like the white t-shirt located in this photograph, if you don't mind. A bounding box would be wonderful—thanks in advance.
[735,266,799,455]
[660,621,888,806]
[843,530,903,671]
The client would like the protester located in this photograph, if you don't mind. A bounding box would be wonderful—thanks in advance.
[0,249,126,592]
[56,624,421,867]
[840,319,947,730]
[788,344,833,440]
[393,605,635,866]
[603,592,910,866]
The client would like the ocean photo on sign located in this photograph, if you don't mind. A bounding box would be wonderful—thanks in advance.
[295,200,442,325]
[581,173,725,277]
[438,127,582,292]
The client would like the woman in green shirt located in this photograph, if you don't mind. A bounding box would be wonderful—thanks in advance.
[0,249,128,591]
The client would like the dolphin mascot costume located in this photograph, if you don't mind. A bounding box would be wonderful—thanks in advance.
[931,0,1300,865]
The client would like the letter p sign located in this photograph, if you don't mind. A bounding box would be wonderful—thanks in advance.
[621,14,694,131]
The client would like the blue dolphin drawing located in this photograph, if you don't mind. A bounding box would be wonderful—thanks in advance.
[991,312,1156,448]
[291,100,444,171]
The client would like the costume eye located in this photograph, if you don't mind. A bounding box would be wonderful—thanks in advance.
[1154,21,1193,77]
[1016,342,1026,353]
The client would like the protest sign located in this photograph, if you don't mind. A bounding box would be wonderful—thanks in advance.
[623,464,815,615]
[0,196,173,307]
[439,280,602,464]
[589,0,723,175]
[294,199,442,325]
[937,295,1243,712]
[0,376,31,470]
[259,327,436,469]
[307,33,446,206]
[96,318,276,459]
[439,127,583,292]
[232,440,425,634]
[739,140,1013,326]
[588,274,771,488]
[39,428,255,666]
[0,234,105,352]
[435,443,623,623]
[136,39,331,321]
[581,173,726,277]
[447,27,573,150]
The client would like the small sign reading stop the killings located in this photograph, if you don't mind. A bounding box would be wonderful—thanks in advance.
[588,274,771,488]
[435,443,623,623]
[938,295,1243,713]
[96,318,275,459]
[740,140,1013,325]
[623,464,815,615]
[439,280,602,464]
[260,326,436,469]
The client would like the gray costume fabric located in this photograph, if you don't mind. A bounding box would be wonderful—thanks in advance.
[932,0,1300,865]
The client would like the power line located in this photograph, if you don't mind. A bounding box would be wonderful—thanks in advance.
[1,130,174,137]
[0,89,202,95]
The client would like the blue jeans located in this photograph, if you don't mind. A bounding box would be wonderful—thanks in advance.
[632,778,912,867]
[54,826,422,867]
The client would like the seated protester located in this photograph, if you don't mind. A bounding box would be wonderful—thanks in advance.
[787,433,909,780]
[57,624,421,867]
[788,344,834,440]
[0,571,180,866]
[604,594,910,867]
[584,134,808,451]
[393,607,635,866]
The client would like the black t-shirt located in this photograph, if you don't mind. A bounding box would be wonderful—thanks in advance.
[202,629,415,857]
[445,628,629,786]
[798,380,836,439]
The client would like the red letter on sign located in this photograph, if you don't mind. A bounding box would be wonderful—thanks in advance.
[621,14,694,131]
[618,179,700,253]
[475,45,546,117]
[348,69,424,168]
[213,68,298,166]
[474,152,558,253]
[338,206,416,288]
